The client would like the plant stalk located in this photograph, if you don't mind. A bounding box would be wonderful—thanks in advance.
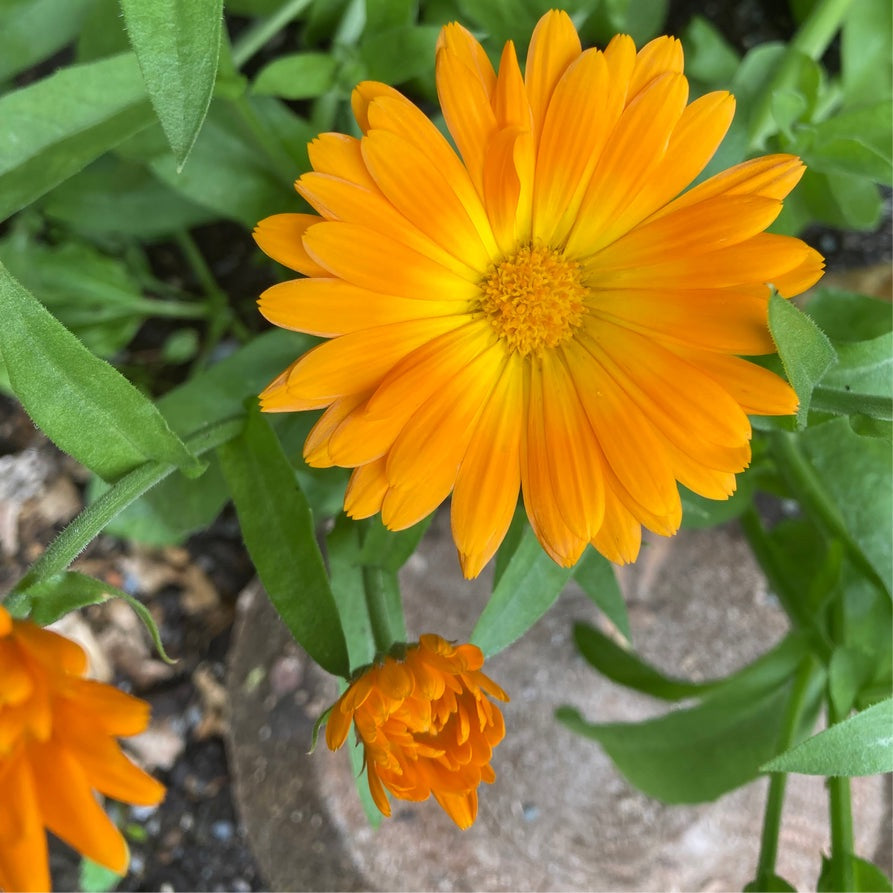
[231,0,315,69]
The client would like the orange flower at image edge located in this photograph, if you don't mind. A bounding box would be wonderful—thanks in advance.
[326,635,508,829]
[255,10,825,579]
[0,605,164,893]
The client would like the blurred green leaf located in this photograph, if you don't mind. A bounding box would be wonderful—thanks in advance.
[225,0,283,13]
[471,526,574,658]
[0,235,144,361]
[0,0,92,81]
[807,289,892,343]
[365,0,416,31]
[574,625,809,702]
[769,291,837,428]
[829,646,877,718]
[253,52,339,99]
[798,169,883,230]
[558,672,819,803]
[799,418,893,595]
[812,332,893,422]
[796,103,893,187]
[0,261,204,482]
[218,406,350,678]
[0,53,153,221]
[572,548,629,641]
[76,0,130,61]
[579,0,668,46]
[680,16,740,85]
[121,0,224,168]
[818,854,893,892]
[762,698,893,776]
[41,156,213,240]
[360,25,441,85]
[680,467,758,529]
[79,858,122,893]
[841,0,892,106]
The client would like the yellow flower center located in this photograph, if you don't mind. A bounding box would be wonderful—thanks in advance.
[479,243,588,356]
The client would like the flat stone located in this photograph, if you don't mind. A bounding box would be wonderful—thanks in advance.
[227,511,890,891]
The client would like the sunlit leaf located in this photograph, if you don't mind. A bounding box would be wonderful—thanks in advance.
[253,53,339,99]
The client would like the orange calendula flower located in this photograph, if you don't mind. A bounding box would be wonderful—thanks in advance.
[0,605,165,893]
[255,10,824,578]
[326,634,508,829]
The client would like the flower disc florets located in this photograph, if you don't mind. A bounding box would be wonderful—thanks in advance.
[325,634,508,829]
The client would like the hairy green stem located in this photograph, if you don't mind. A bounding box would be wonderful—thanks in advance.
[748,0,856,148]
[231,0,315,69]
[754,658,820,886]
[13,417,245,593]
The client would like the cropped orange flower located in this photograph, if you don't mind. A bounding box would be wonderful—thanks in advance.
[326,634,508,829]
[0,605,165,892]
[255,10,825,578]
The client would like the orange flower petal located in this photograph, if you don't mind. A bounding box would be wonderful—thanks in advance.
[253,213,328,277]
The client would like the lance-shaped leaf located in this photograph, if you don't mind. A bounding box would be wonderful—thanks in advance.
[769,291,837,428]
[762,698,893,776]
[472,526,575,658]
[0,261,204,482]
[120,0,224,168]
[0,52,152,221]
[218,406,350,678]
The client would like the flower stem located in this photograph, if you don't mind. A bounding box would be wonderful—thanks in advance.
[827,592,855,890]
[754,657,821,886]
[362,565,394,655]
[12,417,245,592]
[748,0,856,148]
[231,0,315,69]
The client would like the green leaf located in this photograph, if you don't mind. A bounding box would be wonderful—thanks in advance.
[768,291,837,428]
[22,571,173,662]
[574,626,810,702]
[79,858,123,893]
[679,469,757,529]
[841,0,892,105]
[800,418,893,595]
[0,0,93,81]
[829,646,877,718]
[816,332,893,419]
[807,289,893,344]
[762,698,893,776]
[218,406,350,678]
[571,548,629,641]
[359,25,441,85]
[40,155,213,239]
[471,526,574,657]
[146,97,311,225]
[818,854,893,893]
[121,0,224,168]
[557,678,810,803]
[0,261,204,482]
[680,16,740,85]
[355,515,433,574]
[253,53,339,99]
[0,53,152,221]
[799,169,883,231]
